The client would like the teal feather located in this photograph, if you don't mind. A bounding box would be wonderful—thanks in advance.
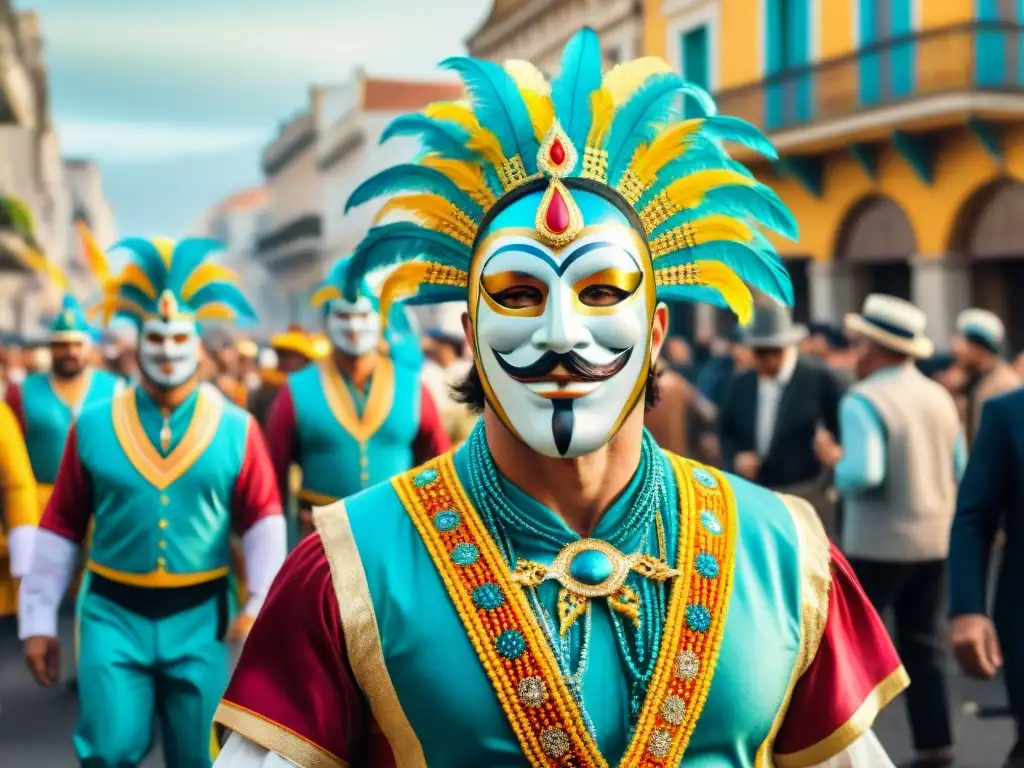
[702,115,777,159]
[550,27,603,158]
[112,237,168,296]
[188,282,257,322]
[344,222,471,301]
[117,284,155,313]
[346,164,484,219]
[656,284,732,312]
[607,73,685,184]
[381,114,474,161]
[440,56,540,173]
[167,238,223,294]
[651,185,798,241]
[679,83,718,117]
[655,240,793,305]
[401,285,469,305]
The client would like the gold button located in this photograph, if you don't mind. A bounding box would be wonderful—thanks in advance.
[159,519,169,529]
[160,495,169,505]
[360,455,370,468]
[157,557,166,567]
[158,540,167,549]
[360,472,370,486]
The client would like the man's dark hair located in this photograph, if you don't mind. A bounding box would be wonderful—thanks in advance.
[451,362,663,413]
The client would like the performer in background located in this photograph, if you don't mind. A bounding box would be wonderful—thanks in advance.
[19,236,287,768]
[0,399,36,619]
[215,29,905,767]
[264,254,449,537]
[953,308,1022,445]
[247,324,324,426]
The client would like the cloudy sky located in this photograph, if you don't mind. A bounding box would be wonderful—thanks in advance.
[18,0,490,238]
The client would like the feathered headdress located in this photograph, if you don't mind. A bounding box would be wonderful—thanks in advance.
[92,236,257,329]
[344,27,796,325]
[310,254,422,368]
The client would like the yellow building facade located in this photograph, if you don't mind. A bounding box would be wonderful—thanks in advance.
[647,0,1024,350]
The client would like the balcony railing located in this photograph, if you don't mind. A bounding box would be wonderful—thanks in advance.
[716,21,1024,134]
[255,215,321,254]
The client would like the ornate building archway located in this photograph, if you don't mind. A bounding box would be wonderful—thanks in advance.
[951,178,1024,353]
[834,195,917,309]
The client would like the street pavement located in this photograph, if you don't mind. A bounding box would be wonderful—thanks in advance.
[0,613,1016,767]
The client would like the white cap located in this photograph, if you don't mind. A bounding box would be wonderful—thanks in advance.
[956,308,1004,351]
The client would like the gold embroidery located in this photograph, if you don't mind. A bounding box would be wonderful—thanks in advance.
[754,493,834,767]
[319,357,394,444]
[215,701,348,768]
[111,386,223,491]
[313,500,427,768]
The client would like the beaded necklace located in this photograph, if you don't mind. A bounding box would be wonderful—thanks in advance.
[465,421,671,733]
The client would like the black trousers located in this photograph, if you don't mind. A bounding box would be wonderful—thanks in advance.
[847,558,953,753]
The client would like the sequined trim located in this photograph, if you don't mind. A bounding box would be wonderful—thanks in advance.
[394,455,604,767]
[393,452,737,768]
[619,456,737,767]
[214,701,348,768]
[313,500,427,768]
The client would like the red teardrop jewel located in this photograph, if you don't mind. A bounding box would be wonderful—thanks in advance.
[549,137,566,166]
[545,187,571,234]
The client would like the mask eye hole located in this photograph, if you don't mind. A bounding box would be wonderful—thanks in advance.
[578,285,630,307]
[493,285,545,309]
[172,334,190,344]
[145,333,163,344]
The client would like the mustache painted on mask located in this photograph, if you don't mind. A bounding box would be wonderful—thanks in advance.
[493,347,632,383]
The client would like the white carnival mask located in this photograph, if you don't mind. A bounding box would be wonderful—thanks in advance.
[326,297,381,357]
[471,225,656,458]
[139,317,200,388]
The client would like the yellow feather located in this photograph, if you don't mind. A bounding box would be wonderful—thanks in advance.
[520,90,554,143]
[75,221,110,284]
[586,87,615,148]
[152,237,175,265]
[603,57,673,106]
[424,102,506,167]
[374,194,478,242]
[180,263,239,303]
[195,303,237,322]
[420,156,497,207]
[685,215,755,245]
[119,263,158,299]
[16,246,67,292]
[656,169,756,213]
[378,261,431,324]
[695,260,754,325]
[631,119,705,184]
[504,59,550,96]
[113,297,151,323]
[310,285,341,308]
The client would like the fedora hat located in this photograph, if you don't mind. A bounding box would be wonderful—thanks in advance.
[844,294,934,359]
[741,303,808,348]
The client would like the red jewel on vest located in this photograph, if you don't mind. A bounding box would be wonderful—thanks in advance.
[549,137,566,166]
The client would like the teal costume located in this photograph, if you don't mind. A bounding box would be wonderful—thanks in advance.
[284,254,425,506]
[52,236,266,768]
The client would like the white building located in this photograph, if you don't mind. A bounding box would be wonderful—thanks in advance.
[0,9,73,340]
[467,0,642,72]
[190,186,278,335]
[62,158,116,301]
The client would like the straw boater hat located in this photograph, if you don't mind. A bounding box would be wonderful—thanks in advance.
[844,294,934,359]
[741,303,809,349]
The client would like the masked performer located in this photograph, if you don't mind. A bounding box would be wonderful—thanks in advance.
[215,29,905,768]
[264,255,449,535]
[19,237,287,768]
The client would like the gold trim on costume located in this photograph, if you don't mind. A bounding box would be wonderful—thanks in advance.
[754,493,834,767]
[773,666,911,768]
[297,488,337,507]
[49,369,92,416]
[319,357,394,444]
[87,561,229,588]
[313,500,427,768]
[214,701,348,768]
[111,386,223,491]
[392,452,736,768]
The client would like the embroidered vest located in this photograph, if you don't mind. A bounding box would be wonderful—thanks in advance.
[21,369,120,486]
[290,357,420,504]
[75,385,250,588]
[314,447,830,767]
